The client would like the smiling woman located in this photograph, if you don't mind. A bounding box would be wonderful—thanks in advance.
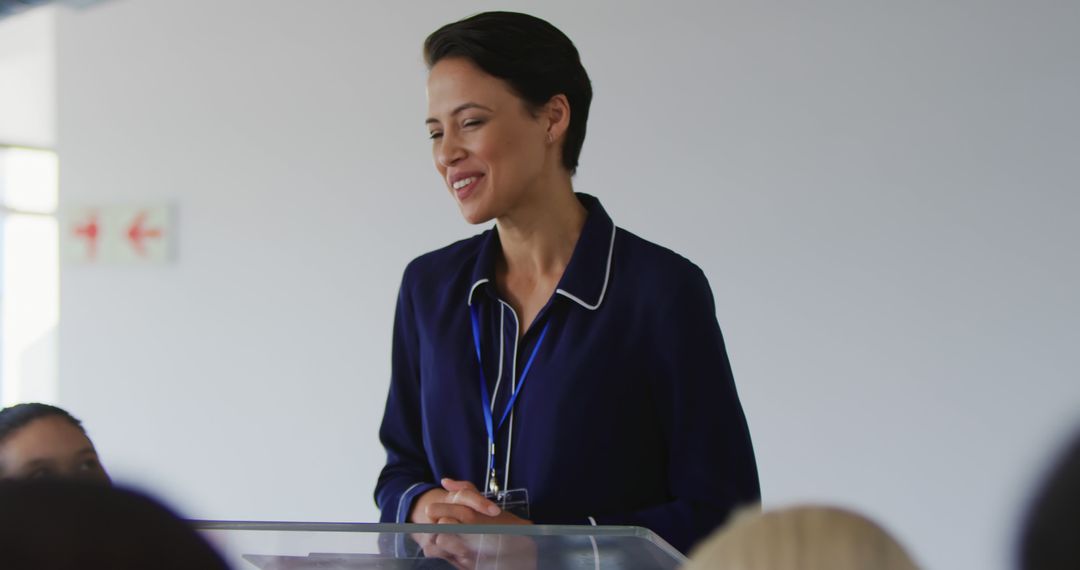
[0,402,110,483]
[375,11,760,554]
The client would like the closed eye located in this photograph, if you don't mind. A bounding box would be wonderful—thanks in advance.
[28,467,56,479]
[79,459,101,471]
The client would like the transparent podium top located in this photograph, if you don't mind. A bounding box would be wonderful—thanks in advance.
[195,521,687,570]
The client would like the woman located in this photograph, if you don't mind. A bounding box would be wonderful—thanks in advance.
[376,11,759,553]
[0,402,110,483]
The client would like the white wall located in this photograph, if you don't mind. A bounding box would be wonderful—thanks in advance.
[51,1,1079,569]
[1,8,59,405]
[0,6,54,147]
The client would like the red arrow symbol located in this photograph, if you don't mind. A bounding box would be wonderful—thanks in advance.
[127,211,163,256]
[73,213,100,260]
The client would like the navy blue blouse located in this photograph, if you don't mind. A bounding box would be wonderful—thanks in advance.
[375,194,760,553]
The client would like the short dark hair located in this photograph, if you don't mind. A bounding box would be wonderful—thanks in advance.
[1020,426,1080,570]
[0,403,86,446]
[424,11,593,175]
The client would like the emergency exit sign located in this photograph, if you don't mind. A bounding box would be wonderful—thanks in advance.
[62,205,175,264]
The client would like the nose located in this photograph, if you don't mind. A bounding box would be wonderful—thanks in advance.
[436,130,466,168]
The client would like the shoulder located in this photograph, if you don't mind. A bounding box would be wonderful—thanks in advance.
[400,231,487,293]
[612,229,725,342]
[613,227,710,294]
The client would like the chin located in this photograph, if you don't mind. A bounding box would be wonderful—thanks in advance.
[457,202,496,226]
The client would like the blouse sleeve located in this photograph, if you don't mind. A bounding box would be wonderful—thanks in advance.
[590,266,760,553]
[374,264,438,522]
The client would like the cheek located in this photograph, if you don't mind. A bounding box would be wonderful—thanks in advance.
[477,131,511,166]
[432,147,445,172]
[484,129,541,177]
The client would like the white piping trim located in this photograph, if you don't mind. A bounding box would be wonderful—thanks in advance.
[587,516,598,526]
[467,278,489,306]
[502,302,520,491]
[397,482,425,523]
[489,304,506,412]
[589,532,600,570]
[483,305,507,495]
[555,224,616,311]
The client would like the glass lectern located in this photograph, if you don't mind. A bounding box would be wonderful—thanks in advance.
[195,521,687,570]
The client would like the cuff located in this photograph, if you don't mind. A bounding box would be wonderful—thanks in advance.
[396,482,439,523]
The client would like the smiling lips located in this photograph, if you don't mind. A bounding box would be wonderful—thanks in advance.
[452,177,476,190]
[450,173,484,200]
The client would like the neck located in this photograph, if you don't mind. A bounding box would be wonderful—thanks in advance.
[495,178,587,280]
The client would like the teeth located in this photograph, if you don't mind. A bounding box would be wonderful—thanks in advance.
[453,177,476,190]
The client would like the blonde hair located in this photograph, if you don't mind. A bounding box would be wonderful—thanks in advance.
[683,505,920,570]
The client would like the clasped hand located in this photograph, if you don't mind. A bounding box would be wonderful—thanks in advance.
[410,478,532,525]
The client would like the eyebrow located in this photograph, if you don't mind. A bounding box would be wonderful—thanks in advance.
[425,102,494,126]
[19,458,54,472]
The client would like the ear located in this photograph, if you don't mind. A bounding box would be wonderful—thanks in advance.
[544,94,571,144]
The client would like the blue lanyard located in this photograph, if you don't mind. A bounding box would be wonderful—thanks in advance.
[469,304,550,474]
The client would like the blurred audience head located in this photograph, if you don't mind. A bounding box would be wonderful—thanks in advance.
[0,480,229,569]
[1020,426,1080,570]
[684,504,919,570]
[0,402,109,483]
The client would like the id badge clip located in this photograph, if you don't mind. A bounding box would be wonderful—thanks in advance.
[483,488,530,520]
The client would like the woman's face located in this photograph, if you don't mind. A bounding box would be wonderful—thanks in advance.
[0,416,110,483]
[426,57,551,224]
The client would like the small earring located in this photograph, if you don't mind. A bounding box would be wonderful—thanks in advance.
[546,133,554,143]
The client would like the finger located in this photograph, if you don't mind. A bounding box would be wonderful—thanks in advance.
[426,503,480,524]
[421,542,471,570]
[436,517,461,524]
[434,532,474,561]
[411,532,435,548]
[420,542,446,558]
[440,478,479,492]
[439,484,501,517]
